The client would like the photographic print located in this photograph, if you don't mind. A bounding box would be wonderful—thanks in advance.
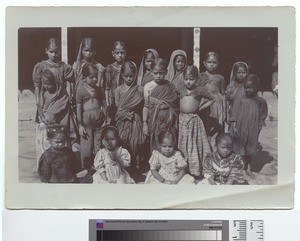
[6,7,295,209]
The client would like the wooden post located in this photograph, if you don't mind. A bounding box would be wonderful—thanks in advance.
[61,27,68,64]
[193,28,201,70]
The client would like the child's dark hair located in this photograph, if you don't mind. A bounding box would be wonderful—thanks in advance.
[82,64,98,78]
[46,124,67,139]
[100,125,119,142]
[205,52,220,62]
[183,65,199,78]
[246,74,260,88]
[113,41,127,51]
[157,131,175,145]
[215,133,234,146]
[121,61,137,76]
[42,69,55,83]
[82,37,96,50]
[153,58,168,71]
[46,38,60,49]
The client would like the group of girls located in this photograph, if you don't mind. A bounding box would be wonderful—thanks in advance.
[35,37,268,185]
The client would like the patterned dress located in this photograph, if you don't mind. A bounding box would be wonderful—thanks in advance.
[92,147,135,184]
[145,150,194,184]
[203,152,245,184]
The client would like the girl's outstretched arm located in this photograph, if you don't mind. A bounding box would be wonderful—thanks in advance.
[142,106,149,136]
[76,103,88,139]
[199,99,215,111]
[35,87,44,120]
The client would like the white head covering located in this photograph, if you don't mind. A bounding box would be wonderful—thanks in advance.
[119,61,138,87]
[165,49,187,81]
[229,61,249,85]
[137,48,159,86]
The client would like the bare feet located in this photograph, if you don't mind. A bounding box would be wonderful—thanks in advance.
[244,170,256,179]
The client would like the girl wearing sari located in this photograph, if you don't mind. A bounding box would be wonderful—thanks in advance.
[165,49,187,91]
[143,58,179,152]
[105,41,127,123]
[137,48,159,87]
[115,61,145,169]
[225,61,249,122]
[72,37,106,96]
[199,52,226,144]
[32,38,75,165]
[36,68,77,167]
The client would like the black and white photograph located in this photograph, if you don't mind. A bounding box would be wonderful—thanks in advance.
[6,7,295,209]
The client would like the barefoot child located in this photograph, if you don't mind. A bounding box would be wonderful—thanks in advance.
[203,133,245,185]
[76,64,106,169]
[73,37,106,93]
[92,126,135,184]
[143,58,179,151]
[137,48,159,86]
[115,61,145,169]
[145,131,194,184]
[177,65,213,180]
[105,41,127,122]
[229,76,268,178]
[199,52,226,142]
[166,49,187,91]
[38,125,78,183]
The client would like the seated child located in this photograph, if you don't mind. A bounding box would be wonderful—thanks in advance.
[145,131,194,184]
[38,125,78,183]
[203,133,245,185]
[92,126,135,184]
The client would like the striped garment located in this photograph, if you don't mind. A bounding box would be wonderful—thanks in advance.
[178,113,211,177]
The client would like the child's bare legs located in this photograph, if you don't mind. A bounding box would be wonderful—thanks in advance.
[243,155,256,179]
[80,124,94,169]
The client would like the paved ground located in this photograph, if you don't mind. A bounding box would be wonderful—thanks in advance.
[18,90,278,184]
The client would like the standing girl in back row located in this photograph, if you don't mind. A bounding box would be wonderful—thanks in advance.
[105,41,127,123]
[166,49,187,91]
[199,52,225,145]
[73,37,106,94]
[137,48,159,87]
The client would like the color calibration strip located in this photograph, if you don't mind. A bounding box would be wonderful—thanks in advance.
[100,230,222,241]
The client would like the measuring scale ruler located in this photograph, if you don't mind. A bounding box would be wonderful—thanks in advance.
[230,220,264,241]
[89,219,264,241]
